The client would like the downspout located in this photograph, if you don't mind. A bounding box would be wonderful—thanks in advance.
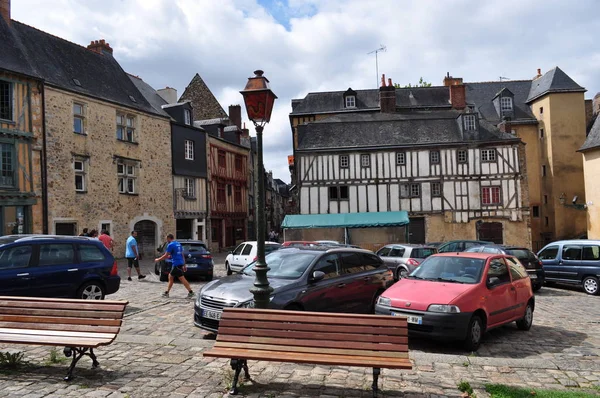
[39,80,48,234]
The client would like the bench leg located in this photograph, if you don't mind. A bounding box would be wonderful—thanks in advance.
[63,347,100,381]
[89,348,99,368]
[229,359,244,395]
[242,360,250,380]
[372,367,381,398]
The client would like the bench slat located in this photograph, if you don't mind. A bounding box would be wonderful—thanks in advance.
[0,322,120,334]
[217,334,408,352]
[219,318,407,337]
[214,341,409,359]
[0,328,116,339]
[0,296,127,305]
[0,314,122,327]
[217,326,407,345]
[0,332,114,347]
[0,300,127,312]
[0,308,124,320]
[204,347,412,369]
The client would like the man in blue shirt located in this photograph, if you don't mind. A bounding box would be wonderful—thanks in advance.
[125,231,146,281]
[154,233,194,298]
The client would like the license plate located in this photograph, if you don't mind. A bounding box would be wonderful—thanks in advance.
[203,309,221,320]
[529,274,537,279]
[392,313,422,325]
[186,264,198,268]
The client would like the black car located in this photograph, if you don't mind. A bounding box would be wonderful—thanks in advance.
[465,244,545,291]
[437,240,494,253]
[194,247,394,333]
[0,235,120,299]
[155,240,213,281]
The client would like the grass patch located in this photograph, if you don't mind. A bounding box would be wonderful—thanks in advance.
[458,380,476,397]
[45,348,67,365]
[0,351,25,368]
[486,384,598,398]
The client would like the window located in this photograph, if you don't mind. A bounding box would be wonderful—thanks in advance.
[542,165,546,177]
[376,247,391,257]
[457,150,468,163]
[0,81,12,121]
[241,244,252,256]
[540,128,544,138]
[396,152,405,165]
[101,223,111,235]
[431,182,442,197]
[74,159,87,192]
[481,149,496,162]
[506,257,527,281]
[401,183,420,198]
[339,155,349,168]
[235,155,243,172]
[500,97,513,111]
[184,109,191,125]
[545,216,549,226]
[539,107,543,115]
[532,205,540,218]
[73,103,85,134]
[487,258,511,285]
[361,154,370,167]
[345,96,356,108]
[232,244,245,255]
[582,246,600,261]
[217,184,226,204]
[544,195,548,205]
[218,150,226,168]
[538,246,558,260]
[79,244,106,262]
[184,140,194,160]
[184,178,195,198]
[339,252,364,274]
[481,186,501,205]
[464,115,476,131]
[0,245,32,269]
[116,114,136,142]
[328,186,349,200]
[39,244,75,266]
[430,151,440,164]
[227,184,232,196]
[234,186,242,203]
[117,162,137,194]
[389,248,405,257]
[0,143,14,187]
[313,254,340,280]
[562,245,582,261]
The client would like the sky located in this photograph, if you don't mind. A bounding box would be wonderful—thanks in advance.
[11,0,600,184]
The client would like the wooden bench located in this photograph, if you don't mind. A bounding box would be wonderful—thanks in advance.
[203,308,411,397]
[0,296,128,381]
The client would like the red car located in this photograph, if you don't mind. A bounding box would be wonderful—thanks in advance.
[281,241,318,248]
[375,252,534,351]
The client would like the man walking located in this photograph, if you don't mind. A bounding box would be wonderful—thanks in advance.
[125,231,146,281]
[98,229,113,252]
[154,234,195,298]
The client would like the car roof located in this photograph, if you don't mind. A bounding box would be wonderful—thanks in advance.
[279,246,374,254]
[239,241,281,245]
[542,240,600,245]
[178,240,206,244]
[381,243,436,249]
[434,252,508,259]
[0,235,100,245]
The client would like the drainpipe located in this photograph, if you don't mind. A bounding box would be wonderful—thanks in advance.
[38,80,48,234]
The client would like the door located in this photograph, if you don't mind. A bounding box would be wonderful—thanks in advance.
[558,244,583,284]
[484,257,517,326]
[407,217,425,244]
[239,243,253,266]
[0,244,34,296]
[581,244,600,285]
[337,252,372,313]
[134,220,156,258]
[477,222,503,244]
[538,245,560,282]
[30,243,77,297]
[229,243,246,270]
[299,254,344,312]
[506,256,530,318]
[75,243,109,296]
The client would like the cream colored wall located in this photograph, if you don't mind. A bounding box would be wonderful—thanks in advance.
[583,150,600,239]
[45,87,175,256]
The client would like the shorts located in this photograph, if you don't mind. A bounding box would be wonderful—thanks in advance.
[126,257,139,268]
[170,265,185,278]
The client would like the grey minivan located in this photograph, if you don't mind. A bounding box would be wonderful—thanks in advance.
[376,244,437,280]
[194,247,394,333]
[537,240,600,295]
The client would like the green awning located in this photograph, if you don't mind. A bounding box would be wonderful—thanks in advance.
[281,211,410,229]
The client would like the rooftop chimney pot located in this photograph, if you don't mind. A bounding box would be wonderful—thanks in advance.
[87,38,113,56]
[1,0,11,25]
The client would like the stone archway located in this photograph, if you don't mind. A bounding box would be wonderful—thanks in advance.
[134,220,157,257]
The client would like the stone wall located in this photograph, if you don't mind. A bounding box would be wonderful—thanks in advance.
[44,87,175,257]
[179,74,228,121]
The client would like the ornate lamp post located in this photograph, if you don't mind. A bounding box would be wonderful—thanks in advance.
[241,70,277,309]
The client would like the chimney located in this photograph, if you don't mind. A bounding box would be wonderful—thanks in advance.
[593,92,600,117]
[379,74,396,113]
[157,87,177,105]
[229,104,242,129]
[443,72,463,87]
[87,39,113,56]
[533,68,542,80]
[449,83,466,110]
[0,0,10,25]
[498,117,512,134]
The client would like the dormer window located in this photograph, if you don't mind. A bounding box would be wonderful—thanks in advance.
[345,96,356,108]
[184,109,191,125]
[500,97,513,111]
[464,115,476,131]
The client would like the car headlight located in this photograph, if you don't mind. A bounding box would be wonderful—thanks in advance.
[427,304,460,313]
[377,296,391,307]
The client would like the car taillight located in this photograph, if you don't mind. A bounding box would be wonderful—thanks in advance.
[407,258,419,266]
[252,256,258,262]
[110,260,118,276]
[201,254,212,259]
[538,260,543,269]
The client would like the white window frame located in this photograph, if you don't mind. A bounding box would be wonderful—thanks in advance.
[400,183,420,198]
[464,115,476,131]
[116,113,136,142]
[74,159,87,192]
[430,151,440,164]
[345,96,356,108]
[184,109,191,125]
[117,161,137,194]
[500,97,513,111]
[361,154,370,168]
[185,139,194,160]
[396,152,405,165]
[184,178,196,198]
[73,103,85,135]
[481,186,501,205]
[481,149,497,162]
[339,155,349,168]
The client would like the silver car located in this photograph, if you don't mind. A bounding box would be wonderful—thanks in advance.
[376,244,437,280]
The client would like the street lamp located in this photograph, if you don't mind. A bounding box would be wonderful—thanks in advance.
[241,70,277,309]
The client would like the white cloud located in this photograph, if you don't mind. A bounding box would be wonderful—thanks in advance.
[11,0,600,183]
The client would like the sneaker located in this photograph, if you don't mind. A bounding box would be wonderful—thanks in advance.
[138,275,146,280]
[186,291,195,299]
[161,291,169,298]
[127,277,132,281]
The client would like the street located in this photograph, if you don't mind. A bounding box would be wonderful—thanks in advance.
[0,254,598,397]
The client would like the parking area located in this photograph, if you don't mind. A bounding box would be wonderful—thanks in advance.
[0,254,598,397]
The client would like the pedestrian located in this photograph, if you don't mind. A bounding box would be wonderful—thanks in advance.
[154,233,195,299]
[79,228,89,237]
[268,229,275,242]
[98,229,113,252]
[125,231,146,281]
[90,229,99,239]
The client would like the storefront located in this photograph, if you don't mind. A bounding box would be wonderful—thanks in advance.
[0,203,33,236]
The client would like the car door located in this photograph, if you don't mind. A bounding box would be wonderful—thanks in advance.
[239,243,253,266]
[376,247,392,267]
[299,253,345,312]
[505,256,531,318]
[29,243,77,297]
[538,245,560,282]
[337,252,373,313]
[580,244,600,285]
[73,243,109,296]
[484,257,517,327]
[559,244,583,284]
[229,243,246,269]
[0,244,34,296]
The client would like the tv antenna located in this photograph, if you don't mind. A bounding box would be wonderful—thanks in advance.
[499,76,510,81]
[368,45,387,88]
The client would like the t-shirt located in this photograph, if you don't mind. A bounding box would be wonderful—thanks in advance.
[125,236,138,258]
[166,241,184,266]
[98,234,112,250]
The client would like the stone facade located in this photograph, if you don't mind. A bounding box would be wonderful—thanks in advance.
[44,87,174,257]
[179,74,228,121]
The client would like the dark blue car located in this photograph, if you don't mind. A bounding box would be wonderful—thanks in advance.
[155,240,213,281]
[0,235,120,299]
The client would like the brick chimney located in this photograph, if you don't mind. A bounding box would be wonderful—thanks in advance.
[443,72,463,87]
[87,39,113,56]
[379,74,396,113]
[0,0,10,26]
[533,68,542,80]
[449,83,466,110]
[229,105,242,129]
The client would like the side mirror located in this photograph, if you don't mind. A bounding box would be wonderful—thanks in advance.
[487,276,500,288]
[228,251,233,255]
[310,271,325,283]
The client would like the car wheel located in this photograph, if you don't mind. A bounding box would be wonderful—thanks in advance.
[463,315,483,352]
[516,302,534,331]
[397,268,409,280]
[532,283,542,292]
[154,263,160,276]
[77,281,105,300]
[159,271,168,282]
[583,276,599,295]
[205,274,213,282]
[226,262,232,276]
[370,290,384,313]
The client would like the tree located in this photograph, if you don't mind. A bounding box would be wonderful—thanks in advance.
[394,77,432,88]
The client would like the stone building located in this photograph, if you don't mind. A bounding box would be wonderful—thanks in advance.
[580,94,600,239]
[179,74,228,121]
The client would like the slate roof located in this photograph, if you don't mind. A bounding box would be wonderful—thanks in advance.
[579,115,600,152]
[465,80,536,124]
[0,19,162,116]
[194,118,228,126]
[297,112,517,151]
[527,67,585,103]
[128,75,170,117]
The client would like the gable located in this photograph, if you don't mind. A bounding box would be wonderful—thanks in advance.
[179,73,228,121]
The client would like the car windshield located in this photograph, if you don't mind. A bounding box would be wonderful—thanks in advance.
[242,252,317,279]
[182,243,207,253]
[504,249,530,261]
[409,256,485,284]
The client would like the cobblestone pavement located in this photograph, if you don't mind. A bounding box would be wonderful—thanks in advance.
[0,254,598,397]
